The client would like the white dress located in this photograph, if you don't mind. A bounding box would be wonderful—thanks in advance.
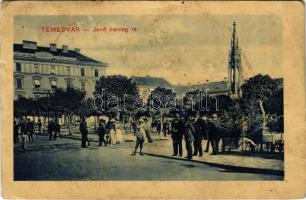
[116,126,123,143]
[109,128,117,145]
[140,124,148,144]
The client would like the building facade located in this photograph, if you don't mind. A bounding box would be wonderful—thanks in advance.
[14,40,107,100]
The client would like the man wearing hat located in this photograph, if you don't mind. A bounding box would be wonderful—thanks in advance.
[183,115,195,160]
[171,113,184,157]
[205,114,218,153]
[79,117,89,148]
[193,113,206,157]
[97,119,107,146]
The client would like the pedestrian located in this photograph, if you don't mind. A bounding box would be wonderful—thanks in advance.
[48,120,54,141]
[107,118,117,145]
[115,120,124,144]
[97,119,107,146]
[14,120,19,143]
[19,119,27,151]
[184,115,195,160]
[144,118,153,143]
[131,119,145,156]
[26,118,34,143]
[37,119,42,135]
[193,113,206,157]
[163,120,170,137]
[54,121,62,140]
[79,117,89,148]
[131,117,137,136]
[206,114,220,155]
[171,114,184,157]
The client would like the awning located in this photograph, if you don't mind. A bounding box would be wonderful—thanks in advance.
[34,80,40,85]
[51,81,57,86]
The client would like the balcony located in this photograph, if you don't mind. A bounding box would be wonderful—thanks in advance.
[33,87,52,95]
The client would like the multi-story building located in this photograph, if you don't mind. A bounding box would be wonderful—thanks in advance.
[13,40,107,100]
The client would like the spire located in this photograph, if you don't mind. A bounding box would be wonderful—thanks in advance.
[228,21,243,98]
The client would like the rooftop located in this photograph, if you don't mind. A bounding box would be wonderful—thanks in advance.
[14,40,107,67]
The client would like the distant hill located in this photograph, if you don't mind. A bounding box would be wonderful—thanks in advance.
[131,76,171,88]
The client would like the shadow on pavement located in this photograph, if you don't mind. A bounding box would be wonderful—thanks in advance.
[143,152,284,177]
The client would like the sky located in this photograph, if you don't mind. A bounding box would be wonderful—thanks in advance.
[14,15,283,85]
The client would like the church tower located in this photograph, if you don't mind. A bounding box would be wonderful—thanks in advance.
[228,21,243,98]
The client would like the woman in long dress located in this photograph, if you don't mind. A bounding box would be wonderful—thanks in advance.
[108,118,117,145]
[115,121,124,144]
[140,119,148,144]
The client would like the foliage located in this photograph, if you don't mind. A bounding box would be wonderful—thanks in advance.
[147,87,176,111]
[94,75,141,114]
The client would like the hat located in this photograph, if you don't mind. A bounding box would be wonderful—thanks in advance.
[109,118,116,122]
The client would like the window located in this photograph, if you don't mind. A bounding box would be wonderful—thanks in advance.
[95,69,99,77]
[67,79,73,89]
[80,81,85,91]
[66,67,71,75]
[51,80,57,89]
[16,63,21,72]
[50,65,56,74]
[34,64,39,73]
[16,79,23,89]
[81,68,85,76]
[34,79,41,88]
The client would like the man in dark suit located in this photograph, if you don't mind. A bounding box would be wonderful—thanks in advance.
[14,120,19,144]
[48,120,55,141]
[79,117,89,148]
[97,119,107,146]
[171,114,184,157]
[184,115,195,160]
[193,114,206,157]
[26,118,34,143]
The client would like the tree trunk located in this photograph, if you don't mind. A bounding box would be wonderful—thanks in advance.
[68,114,72,135]
[259,99,266,133]
[94,115,97,132]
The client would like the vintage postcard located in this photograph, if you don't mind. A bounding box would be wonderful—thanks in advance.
[0,1,305,199]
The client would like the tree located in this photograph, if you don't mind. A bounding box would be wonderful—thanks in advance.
[241,74,279,133]
[14,97,35,119]
[51,88,86,135]
[94,75,141,119]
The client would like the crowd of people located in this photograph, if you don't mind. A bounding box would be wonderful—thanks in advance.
[14,112,226,159]
[79,117,126,148]
[14,118,62,151]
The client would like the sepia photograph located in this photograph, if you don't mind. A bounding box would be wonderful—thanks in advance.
[12,14,285,181]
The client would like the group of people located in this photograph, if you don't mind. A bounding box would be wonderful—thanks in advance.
[14,118,39,150]
[14,117,64,151]
[48,120,62,141]
[171,113,225,159]
[14,113,223,158]
[79,117,125,148]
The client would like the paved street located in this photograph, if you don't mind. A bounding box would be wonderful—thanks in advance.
[14,135,283,181]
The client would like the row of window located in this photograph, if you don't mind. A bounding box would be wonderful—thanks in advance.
[15,63,99,77]
[15,78,86,92]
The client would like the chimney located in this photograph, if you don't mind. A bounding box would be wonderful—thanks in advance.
[62,45,68,53]
[23,40,37,50]
[50,43,57,52]
[74,48,80,53]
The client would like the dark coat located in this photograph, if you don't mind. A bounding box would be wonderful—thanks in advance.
[171,119,184,140]
[79,121,88,134]
[184,121,195,142]
[97,122,106,135]
[193,118,206,140]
